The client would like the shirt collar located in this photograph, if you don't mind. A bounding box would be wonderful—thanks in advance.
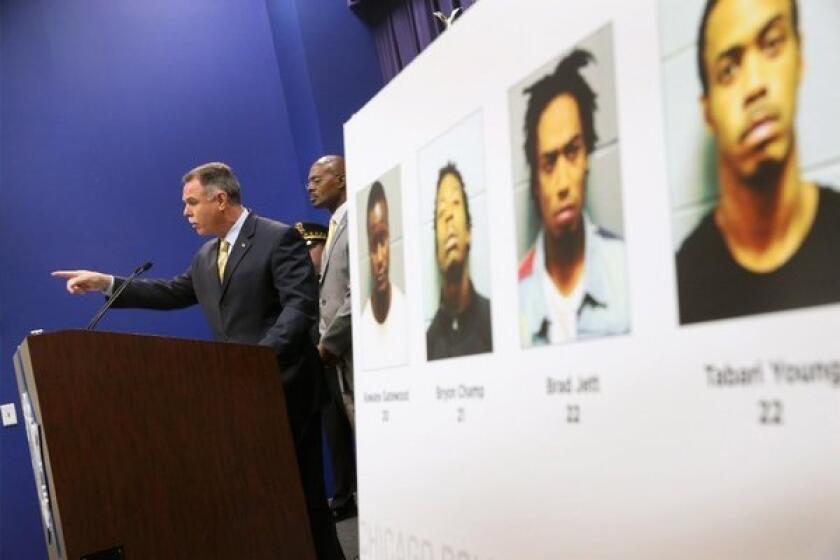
[222,207,249,247]
[580,215,610,308]
[437,281,478,318]
[534,213,610,309]
[332,200,348,224]
[434,281,480,333]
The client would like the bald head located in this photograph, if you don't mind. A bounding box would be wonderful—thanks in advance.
[307,155,347,213]
[318,155,345,174]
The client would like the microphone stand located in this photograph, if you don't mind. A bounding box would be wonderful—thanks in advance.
[86,262,153,330]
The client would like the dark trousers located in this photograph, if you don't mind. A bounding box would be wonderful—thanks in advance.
[294,412,346,560]
[322,364,356,507]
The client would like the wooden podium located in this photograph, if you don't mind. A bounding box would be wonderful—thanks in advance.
[13,330,315,560]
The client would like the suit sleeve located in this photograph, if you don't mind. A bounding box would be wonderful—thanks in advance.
[259,227,319,359]
[319,243,352,356]
[110,269,198,310]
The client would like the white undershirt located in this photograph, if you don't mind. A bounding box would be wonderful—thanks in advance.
[541,266,584,344]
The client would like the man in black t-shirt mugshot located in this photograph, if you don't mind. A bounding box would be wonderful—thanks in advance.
[676,0,840,324]
[426,162,493,360]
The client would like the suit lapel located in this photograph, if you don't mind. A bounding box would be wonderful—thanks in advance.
[320,213,346,285]
[220,212,257,300]
[203,241,223,301]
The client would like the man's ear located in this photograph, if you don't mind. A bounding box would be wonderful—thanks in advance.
[216,190,228,209]
[338,174,347,190]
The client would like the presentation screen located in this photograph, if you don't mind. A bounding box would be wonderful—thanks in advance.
[345,0,840,558]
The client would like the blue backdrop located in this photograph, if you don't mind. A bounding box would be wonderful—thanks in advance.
[0,1,381,557]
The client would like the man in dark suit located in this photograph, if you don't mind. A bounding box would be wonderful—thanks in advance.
[52,162,345,560]
[306,155,356,521]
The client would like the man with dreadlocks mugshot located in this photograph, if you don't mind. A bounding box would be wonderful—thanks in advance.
[517,49,630,347]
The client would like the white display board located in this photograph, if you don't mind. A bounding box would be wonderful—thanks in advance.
[344,1,840,558]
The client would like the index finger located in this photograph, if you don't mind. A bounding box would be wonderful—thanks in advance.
[51,270,82,278]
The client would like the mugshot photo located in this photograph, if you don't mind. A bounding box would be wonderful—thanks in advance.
[509,23,631,349]
[355,167,410,371]
[418,111,494,362]
[660,0,840,325]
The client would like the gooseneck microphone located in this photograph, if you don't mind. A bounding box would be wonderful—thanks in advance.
[86,261,154,330]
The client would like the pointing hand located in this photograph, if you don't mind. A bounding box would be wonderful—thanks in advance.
[51,270,113,295]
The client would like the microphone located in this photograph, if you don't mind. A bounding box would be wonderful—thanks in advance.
[86,261,154,330]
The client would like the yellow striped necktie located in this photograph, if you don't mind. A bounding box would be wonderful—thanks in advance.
[324,218,337,255]
[217,239,231,281]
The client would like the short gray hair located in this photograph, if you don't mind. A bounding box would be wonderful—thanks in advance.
[182,162,242,204]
